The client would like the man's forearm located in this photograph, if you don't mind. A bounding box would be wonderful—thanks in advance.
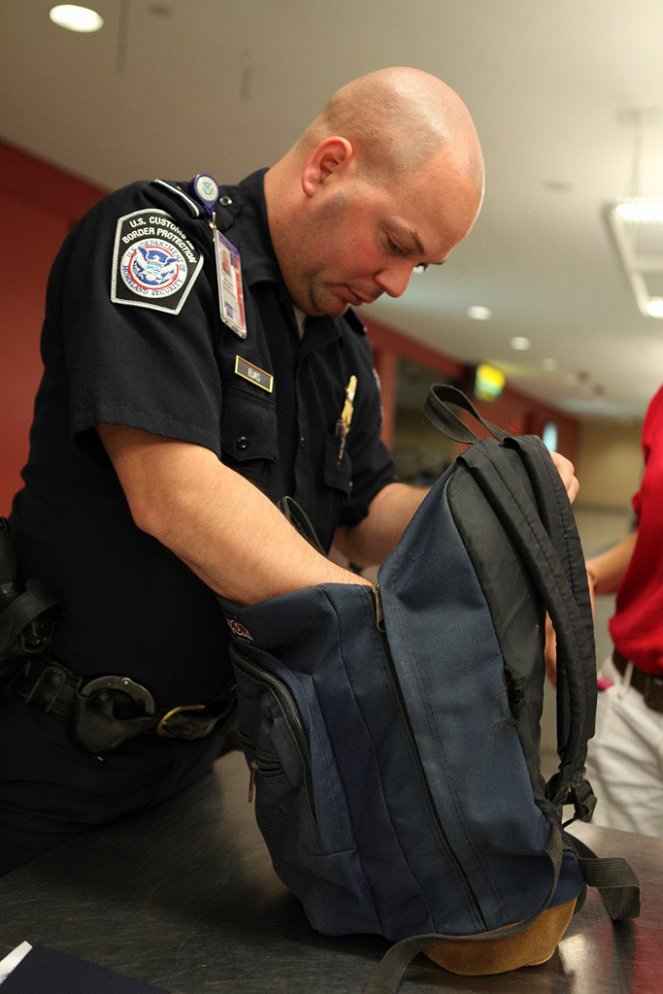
[173,467,372,604]
[333,481,429,568]
[98,424,371,605]
[586,531,638,597]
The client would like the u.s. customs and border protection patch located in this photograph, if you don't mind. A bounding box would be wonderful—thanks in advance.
[111,209,204,314]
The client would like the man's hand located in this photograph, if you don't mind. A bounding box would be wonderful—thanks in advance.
[550,451,579,503]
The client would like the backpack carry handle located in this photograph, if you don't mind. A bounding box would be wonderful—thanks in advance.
[423,383,509,444]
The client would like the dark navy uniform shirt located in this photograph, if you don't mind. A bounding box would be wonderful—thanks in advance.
[10,169,397,707]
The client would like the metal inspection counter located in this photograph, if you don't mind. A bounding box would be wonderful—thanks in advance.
[0,751,659,993]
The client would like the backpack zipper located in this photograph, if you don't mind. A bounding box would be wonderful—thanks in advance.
[230,646,316,822]
[246,757,282,802]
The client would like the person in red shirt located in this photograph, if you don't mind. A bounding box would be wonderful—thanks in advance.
[584,385,663,836]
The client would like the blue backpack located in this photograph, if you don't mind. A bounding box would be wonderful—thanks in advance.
[219,385,639,992]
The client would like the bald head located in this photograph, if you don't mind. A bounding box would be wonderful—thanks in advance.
[295,66,484,194]
[265,67,485,316]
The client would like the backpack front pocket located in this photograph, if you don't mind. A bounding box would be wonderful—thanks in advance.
[230,644,354,857]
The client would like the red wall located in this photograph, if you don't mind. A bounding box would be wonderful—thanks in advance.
[0,142,107,514]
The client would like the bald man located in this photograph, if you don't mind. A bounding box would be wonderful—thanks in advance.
[101,67,488,603]
[2,67,577,870]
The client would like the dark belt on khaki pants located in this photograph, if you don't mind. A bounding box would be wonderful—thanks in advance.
[2,652,236,754]
[613,651,663,713]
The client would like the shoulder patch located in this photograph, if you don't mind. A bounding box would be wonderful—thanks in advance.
[110,209,203,314]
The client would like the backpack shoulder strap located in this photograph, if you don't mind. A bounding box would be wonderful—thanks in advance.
[460,436,597,809]
[424,386,596,809]
[564,831,641,921]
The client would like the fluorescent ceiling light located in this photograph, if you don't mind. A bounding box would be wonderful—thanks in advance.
[646,298,663,317]
[510,336,531,351]
[614,200,663,223]
[606,198,663,318]
[49,4,104,32]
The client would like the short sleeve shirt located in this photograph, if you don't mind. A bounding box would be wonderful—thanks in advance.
[11,170,397,705]
[610,385,663,675]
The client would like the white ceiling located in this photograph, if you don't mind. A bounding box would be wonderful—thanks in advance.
[3,0,663,424]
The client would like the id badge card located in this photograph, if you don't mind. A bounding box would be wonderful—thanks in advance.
[214,229,247,339]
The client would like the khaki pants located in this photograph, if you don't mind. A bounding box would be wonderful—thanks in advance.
[585,655,663,837]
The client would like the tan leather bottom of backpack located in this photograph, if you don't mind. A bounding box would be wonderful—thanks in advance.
[424,898,577,975]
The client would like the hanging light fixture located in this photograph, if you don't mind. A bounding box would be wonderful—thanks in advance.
[606,108,663,318]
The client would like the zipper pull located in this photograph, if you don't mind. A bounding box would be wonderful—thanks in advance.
[248,759,257,803]
[373,583,385,632]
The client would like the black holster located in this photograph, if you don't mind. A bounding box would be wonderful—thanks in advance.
[0,517,61,663]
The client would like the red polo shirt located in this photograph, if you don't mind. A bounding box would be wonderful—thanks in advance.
[610,386,663,675]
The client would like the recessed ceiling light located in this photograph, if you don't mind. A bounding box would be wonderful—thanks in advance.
[542,357,558,371]
[510,336,531,351]
[49,5,104,32]
[467,305,491,320]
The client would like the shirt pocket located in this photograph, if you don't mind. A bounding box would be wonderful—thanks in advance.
[308,433,354,549]
[323,431,353,496]
[221,387,278,483]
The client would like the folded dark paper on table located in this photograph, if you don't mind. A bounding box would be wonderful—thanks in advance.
[0,945,168,993]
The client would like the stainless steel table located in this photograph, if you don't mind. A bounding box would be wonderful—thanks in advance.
[0,751,660,993]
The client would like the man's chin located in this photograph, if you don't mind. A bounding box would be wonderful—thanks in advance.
[297,284,358,317]
[307,293,350,318]
[327,286,361,315]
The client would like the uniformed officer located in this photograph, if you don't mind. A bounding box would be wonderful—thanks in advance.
[0,66,577,873]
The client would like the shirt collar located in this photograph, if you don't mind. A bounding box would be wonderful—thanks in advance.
[232,167,282,286]
[225,168,360,351]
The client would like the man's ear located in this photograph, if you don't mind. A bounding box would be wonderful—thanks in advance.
[302,137,353,196]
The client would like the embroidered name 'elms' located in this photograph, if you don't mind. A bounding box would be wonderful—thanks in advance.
[111,209,203,314]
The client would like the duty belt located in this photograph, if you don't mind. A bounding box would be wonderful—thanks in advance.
[613,650,663,713]
[3,653,236,754]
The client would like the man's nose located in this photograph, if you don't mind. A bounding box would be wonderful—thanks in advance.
[374,261,416,298]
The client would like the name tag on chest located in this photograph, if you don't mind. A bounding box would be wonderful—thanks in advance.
[234,356,274,393]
